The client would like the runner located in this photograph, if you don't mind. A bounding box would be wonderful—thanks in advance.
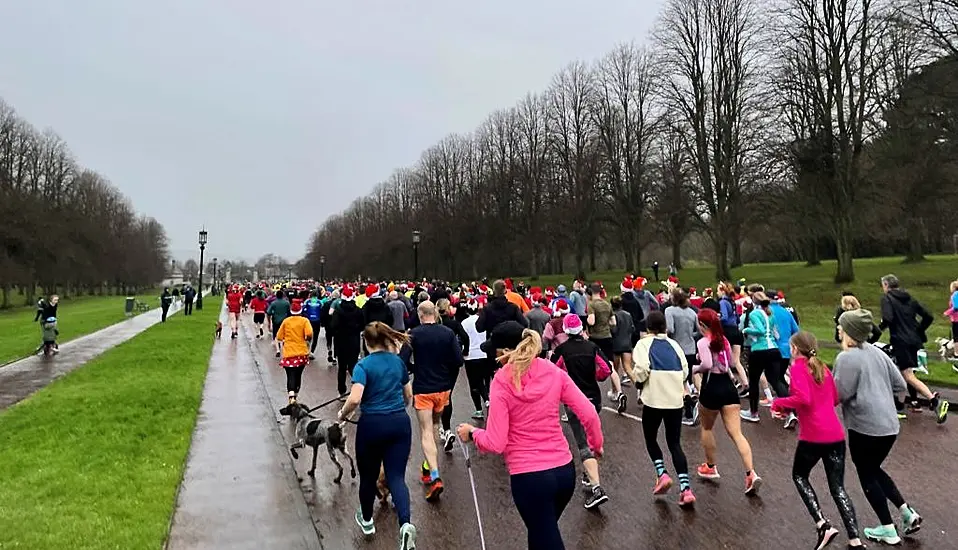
[267,290,291,358]
[276,298,312,405]
[331,286,365,395]
[303,291,323,359]
[769,289,801,429]
[337,322,417,550]
[461,298,492,419]
[718,282,749,395]
[551,313,611,509]
[834,309,924,545]
[541,299,571,358]
[456,321,603,550]
[400,300,463,502]
[321,289,339,364]
[740,292,784,423]
[693,309,761,494]
[665,289,700,426]
[610,296,636,404]
[224,285,242,338]
[632,311,695,507]
[437,298,469,454]
[250,290,268,339]
[771,331,864,549]
[243,286,253,312]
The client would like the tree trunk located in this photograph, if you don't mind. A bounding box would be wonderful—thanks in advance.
[671,238,682,271]
[530,250,540,278]
[833,215,855,283]
[623,244,635,273]
[903,216,926,263]
[713,235,731,281]
[589,244,597,273]
[1,285,9,308]
[731,238,743,268]
[574,249,584,278]
[805,238,821,266]
[635,247,644,277]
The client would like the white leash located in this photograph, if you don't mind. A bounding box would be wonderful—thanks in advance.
[456,437,487,550]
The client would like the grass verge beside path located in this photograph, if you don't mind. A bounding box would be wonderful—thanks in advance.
[0,302,218,550]
[520,255,958,386]
[0,293,157,366]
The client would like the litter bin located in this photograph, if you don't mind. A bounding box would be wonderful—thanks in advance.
[125,297,135,316]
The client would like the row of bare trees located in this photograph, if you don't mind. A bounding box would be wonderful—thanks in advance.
[0,99,170,307]
[305,0,958,283]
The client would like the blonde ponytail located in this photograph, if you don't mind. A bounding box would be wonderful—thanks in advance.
[500,329,543,390]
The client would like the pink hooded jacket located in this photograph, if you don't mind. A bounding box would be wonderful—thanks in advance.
[472,357,603,475]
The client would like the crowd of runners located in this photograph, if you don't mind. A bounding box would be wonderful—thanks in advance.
[221,272,953,550]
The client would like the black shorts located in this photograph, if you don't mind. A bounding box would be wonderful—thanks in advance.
[272,322,282,339]
[594,337,614,361]
[892,345,919,372]
[698,371,741,410]
[724,324,744,347]
[253,312,265,324]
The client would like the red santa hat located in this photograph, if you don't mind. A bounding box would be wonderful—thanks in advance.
[704,287,713,296]
[634,277,648,290]
[620,276,634,293]
[479,284,491,295]
[667,275,679,284]
[365,284,379,299]
[545,287,555,298]
[530,286,542,296]
[552,299,570,317]
[689,286,697,296]
[465,297,479,311]
[341,285,355,301]
[290,298,304,315]
[504,278,514,291]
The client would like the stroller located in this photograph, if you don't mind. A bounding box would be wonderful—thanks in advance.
[40,317,59,357]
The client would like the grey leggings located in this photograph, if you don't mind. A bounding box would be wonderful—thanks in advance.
[792,440,859,539]
[565,398,601,461]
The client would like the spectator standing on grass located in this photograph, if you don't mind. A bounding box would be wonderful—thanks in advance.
[878,274,948,423]
[183,285,196,316]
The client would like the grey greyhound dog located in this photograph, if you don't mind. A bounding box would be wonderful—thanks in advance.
[286,402,357,483]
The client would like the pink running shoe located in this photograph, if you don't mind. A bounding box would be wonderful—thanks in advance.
[745,471,762,495]
[678,488,696,508]
[696,463,720,480]
[653,474,673,495]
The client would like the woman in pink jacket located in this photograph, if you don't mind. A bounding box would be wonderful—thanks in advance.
[457,320,603,550]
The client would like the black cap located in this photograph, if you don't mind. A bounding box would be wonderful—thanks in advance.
[480,321,526,354]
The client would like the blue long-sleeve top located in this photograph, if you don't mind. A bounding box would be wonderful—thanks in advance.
[743,308,778,352]
[770,303,800,358]
[719,298,737,327]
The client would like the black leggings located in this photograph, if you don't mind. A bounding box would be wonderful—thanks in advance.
[747,348,786,411]
[848,430,905,526]
[465,358,493,410]
[309,321,322,353]
[952,322,958,342]
[440,367,461,431]
[792,440,859,539]
[510,461,575,550]
[324,329,334,356]
[337,353,358,395]
[285,366,305,394]
[641,406,688,476]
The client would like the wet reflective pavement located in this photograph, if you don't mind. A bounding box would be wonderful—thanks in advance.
[0,301,182,411]
[244,313,955,549]
[166,306,322,550]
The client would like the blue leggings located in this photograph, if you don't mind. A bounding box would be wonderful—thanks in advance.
[355,411,412,526]
[510,461,575,550]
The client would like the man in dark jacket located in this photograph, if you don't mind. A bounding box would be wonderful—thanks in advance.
[879,274,947,423]
[182,285,196,315]
[160,288,172,322]
[619,290,644,346]
[525,299,551,335]
[330,288,366,395]
[476,280,528,359]
[362,290,393,327]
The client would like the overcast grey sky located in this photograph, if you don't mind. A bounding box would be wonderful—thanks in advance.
[1,0,663,263]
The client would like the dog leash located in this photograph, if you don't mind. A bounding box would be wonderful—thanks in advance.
[305,394,347,414]
[456,437,487,550]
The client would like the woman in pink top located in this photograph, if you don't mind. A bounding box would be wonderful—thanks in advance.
[771,331,864,549]
[456,321,603,550]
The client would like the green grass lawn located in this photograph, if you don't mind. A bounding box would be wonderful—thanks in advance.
[0,303,217,550]
[520,255,958,386]
[0,293,157,366]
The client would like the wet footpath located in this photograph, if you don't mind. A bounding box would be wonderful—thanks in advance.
[165,306,322,550]
[0,300,182,411]
[237,312,956,550]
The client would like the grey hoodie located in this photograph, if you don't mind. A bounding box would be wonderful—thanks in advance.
[833,342,907,437]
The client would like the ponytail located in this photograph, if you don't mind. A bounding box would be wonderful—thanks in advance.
[500,329,543,391]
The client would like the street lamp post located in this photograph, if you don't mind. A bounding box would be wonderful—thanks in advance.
[196,229,208,310]
[320,255,326,283]
[212,257,218,295]
[412,230,421,281]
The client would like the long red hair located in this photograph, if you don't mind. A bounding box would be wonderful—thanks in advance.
[697,309,726,353]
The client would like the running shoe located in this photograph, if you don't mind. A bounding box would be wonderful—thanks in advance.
[355,509,376,536]
[815,522,838,550]
[471,410,485,420]
[653,474,673,495]
[784,412,798,430]
[616,392,628,414]
[740,410,760,423]
[863,525,900,545]
[399,523,417,550]
[738,387,750,399]
[420,462,431,485]
[424,478,444,502]
[678,488,696,508]
[581,471,592,488]
[275,351,281,358]
[760,398,772,407]
[771,409,786,420]
[934,396,949,424]
[745,471,762,495]
[901,505,922,535]
[443,430,456,454]
[898,411,907,420]
[696,463,720,480]
[584,485,609,509]
[621,375,632,387]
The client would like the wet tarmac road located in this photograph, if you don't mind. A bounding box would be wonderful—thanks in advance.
[0,301,181,411]
[239,315,956,550]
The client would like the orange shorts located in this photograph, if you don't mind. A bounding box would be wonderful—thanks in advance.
[413,391,451,413]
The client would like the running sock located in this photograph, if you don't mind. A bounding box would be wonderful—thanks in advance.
[745,469,751,476]
[678,473,690,491]
[707,464,715,469]
[654,459,666,477]
[430,469,439,481]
